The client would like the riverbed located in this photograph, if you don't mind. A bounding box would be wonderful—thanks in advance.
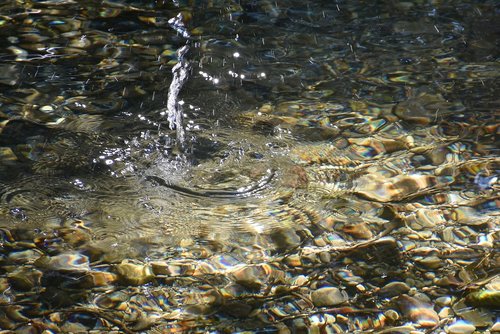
[0,1,498,333]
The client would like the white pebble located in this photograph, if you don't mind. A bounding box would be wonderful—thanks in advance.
[446,320,476,334]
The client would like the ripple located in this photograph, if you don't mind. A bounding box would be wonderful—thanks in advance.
[0,175,72,226]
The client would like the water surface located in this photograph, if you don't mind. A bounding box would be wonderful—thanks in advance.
[0,0,498,332]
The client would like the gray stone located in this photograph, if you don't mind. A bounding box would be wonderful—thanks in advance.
[378,281,411,298]
[311,287,347,307]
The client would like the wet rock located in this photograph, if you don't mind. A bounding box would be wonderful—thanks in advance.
[311,287,348,307]
[8,267,42,290]
[94,290,129,309]
[491,321,500,332]
[384,309,400,323]
[450,207,492,226]
[354,173,442,202]
[438,306,452,319]
[282,165,309,189]
[318,251,331,263]
[485,277,500,291]
[270,228,302,249]
[60,321,89,333]
[78,271,118,288]
[221,301,254,318]
[151,261,195,276]
[292,275,309,286]
[435,296,452,307]
[415,255,442,269]
[405,209,446,230]
[378,281,411,298]
[230,265,269,290]
[0,64,20,86]
[0,308,16,329]
[446,320,476,334]
[284,254,302,267]
[7,249,43,264]
[193,262,217,276]
[342,222,373,239]
[393,93,464,125]
[41,286,88,308]
[0,278,9,293]
[451,295,494,327]
[2,305,30,324]
[347,237,401,264]
[57,227,91,247]
[465,290,500,309]
[396,294,439,328]
[336,269,364,285]
[34,253,90,272]
[183,287,222,315]
[115,260,154,285]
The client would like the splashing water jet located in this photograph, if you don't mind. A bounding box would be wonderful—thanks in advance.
[167,12,191,149]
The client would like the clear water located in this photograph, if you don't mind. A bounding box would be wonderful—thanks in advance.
[0,1,498,332]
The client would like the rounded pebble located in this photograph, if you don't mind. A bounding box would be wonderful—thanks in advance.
[311,287,348,307]
[446,320,476,334]
[378,281,411,298]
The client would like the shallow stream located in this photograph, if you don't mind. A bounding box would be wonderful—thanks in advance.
[0,1,498,333]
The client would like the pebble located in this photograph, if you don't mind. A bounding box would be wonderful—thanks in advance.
[7,249,43,264]
[60,322,89,333]
[79,271,118,287]
[314,236,328,247]
[221,301,253,318]
[40,105,54,113]
[384,309,400,322]
[292,275,308,286]
[115,260,154,285]
[442,227,456,243]
[465,290,500,309]
[34,253,90,272]
[285,254,302,267]
[151,261,195,276]
[336,314,349,323]
[416,255,442,269]
[378,281,411,298]
[396,294,439,328]
[0,278,9,293]
[318,251,331,263]
[342,222,373,239]
[436,296,452,306]
[311,287,348,307]
[438,306,452,319]
[446,320,476,334]
[230,265,268,290]
[7,267,42,290]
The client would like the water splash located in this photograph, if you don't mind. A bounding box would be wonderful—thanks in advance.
[167,13,191,147]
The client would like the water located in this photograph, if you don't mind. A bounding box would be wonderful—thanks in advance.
[166,44,189,145]
[0,0,498,332]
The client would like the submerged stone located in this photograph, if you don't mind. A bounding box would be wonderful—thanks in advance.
[311,287,348,307]
[378,281,411,298]
[115,260,154,285]
[393,93,464,125]
[7,267,42,290]
[465,290,500,309]
[342,222,373,239]
[396,294,439,328]
[78,271,118,288]
[34,253,90,272]
[354,173,442,202]
[446,320,476,334]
